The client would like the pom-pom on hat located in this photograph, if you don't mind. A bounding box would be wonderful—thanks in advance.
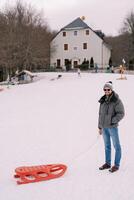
[103,81,113,91]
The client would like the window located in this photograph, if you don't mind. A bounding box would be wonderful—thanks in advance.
[63,32,66,36]
[74,31,77,36]
[86,30,89,35]
[57,59,61,67]
[83,43,87,49]
[64,44,68,50]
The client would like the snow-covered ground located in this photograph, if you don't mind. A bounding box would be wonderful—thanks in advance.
[0,72,134,200]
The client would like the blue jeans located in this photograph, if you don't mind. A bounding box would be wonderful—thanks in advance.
[102,128,121,167]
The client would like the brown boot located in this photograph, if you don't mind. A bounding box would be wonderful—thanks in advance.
[99,163,111,170]
[109,166,119,173]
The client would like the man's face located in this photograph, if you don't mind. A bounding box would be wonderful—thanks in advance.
[103,87,112,96]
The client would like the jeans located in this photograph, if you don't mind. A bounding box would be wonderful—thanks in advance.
[102,127,121,167]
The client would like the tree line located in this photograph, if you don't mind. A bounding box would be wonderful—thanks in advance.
[105,11,134,70]
[0,1,55,81]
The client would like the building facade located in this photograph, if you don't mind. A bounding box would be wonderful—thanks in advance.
[50,17,111,69]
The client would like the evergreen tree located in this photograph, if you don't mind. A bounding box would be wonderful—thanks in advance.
[109,57,112,68]
[90,57,94,68]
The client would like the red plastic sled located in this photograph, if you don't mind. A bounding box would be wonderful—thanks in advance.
[14,164,67,185]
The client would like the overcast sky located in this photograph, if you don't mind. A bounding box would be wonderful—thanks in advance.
[0,0,134,36]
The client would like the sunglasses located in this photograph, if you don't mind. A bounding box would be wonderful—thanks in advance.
[104,89,111,92]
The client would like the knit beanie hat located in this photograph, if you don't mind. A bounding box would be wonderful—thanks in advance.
[103,81,113,91]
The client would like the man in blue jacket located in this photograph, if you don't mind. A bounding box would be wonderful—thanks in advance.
[98,81,125,172]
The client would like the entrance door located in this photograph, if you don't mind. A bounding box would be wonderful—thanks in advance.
[73,61,78,68]
[57,59,61,67]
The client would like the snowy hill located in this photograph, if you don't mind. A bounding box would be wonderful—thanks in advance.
[0,72,134,200]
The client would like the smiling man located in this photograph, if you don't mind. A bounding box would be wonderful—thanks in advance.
[98,81,125,173]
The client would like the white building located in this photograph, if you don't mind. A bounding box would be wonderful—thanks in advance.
[50,17,111,69]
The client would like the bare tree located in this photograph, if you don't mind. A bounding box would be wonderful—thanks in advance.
[105,34,132,66]
[0,0,54,80]
[104,11,134,67]
[120,11,134,58]
[122,11,134,35]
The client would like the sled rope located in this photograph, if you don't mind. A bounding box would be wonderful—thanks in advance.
[69,135,100,165]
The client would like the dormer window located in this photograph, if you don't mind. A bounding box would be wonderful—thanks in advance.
[63,32,66,37]
[74,31,77,36]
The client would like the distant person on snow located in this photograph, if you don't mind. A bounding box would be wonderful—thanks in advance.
[98,81,125,172]
[95,63,98,73]
[77,68,81,77]
[111,66,114,73]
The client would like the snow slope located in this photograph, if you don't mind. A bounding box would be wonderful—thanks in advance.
[0,72,134,200]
